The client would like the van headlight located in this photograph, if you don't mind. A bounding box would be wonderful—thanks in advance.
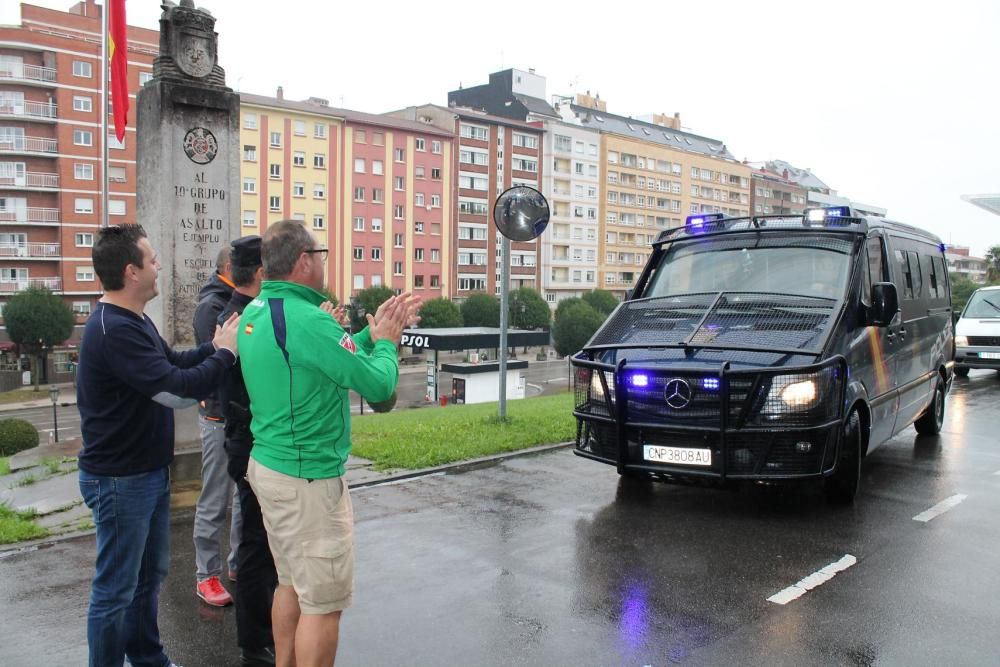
[765,376,821,414]
[590,372,615,404]
[780,380,818,408]
[955,335,969,347]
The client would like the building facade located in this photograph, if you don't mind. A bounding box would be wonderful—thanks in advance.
[539,110,601,306]
[239,93,455,304]
[560,100,750,298]
[748,166,808,216]
[0,0,156,340]
[946,246,988,284]
[389,104,544,299]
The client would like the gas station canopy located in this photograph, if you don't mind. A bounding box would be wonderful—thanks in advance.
[400,327,550,351]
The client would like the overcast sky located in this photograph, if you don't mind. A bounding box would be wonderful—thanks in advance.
[5,0,998,254]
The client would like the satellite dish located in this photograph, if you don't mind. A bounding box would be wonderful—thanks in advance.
[493,185,550,242]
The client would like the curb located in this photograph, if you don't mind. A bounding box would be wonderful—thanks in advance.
[0,441,575,555]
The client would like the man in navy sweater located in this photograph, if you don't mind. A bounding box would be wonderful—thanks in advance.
[77,224,241,667]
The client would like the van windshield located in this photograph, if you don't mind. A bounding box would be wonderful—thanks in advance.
[644,234,855,300]
[964,291,1000,318]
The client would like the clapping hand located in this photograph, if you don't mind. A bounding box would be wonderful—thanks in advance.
[320,301,350,327]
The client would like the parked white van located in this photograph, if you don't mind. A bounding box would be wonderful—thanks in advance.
[954,285,1000,377]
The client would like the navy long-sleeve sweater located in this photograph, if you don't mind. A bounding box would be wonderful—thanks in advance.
[77,301,236,476]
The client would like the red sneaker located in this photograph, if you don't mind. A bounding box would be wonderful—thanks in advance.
[196,576,233,607]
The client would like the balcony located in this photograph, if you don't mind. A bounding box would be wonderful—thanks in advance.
[0,100,58,121]
[0,172,60,190]
[0,63,57,86]
[0,135,57,156]
[0,277,61,293]
[0,207,60,225]
[0,242,60,259]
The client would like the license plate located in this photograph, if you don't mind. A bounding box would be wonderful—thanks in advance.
[643,445,712,466]
[980,352,1000,359]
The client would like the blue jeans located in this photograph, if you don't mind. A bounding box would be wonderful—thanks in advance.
[79,467,173,667]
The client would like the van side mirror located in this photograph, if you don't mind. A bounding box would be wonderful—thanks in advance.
[871,282,899,326]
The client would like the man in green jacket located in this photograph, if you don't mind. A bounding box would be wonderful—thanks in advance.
[240,220,418,667]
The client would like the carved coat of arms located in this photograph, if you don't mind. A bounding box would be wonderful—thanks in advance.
[183,127,218,164]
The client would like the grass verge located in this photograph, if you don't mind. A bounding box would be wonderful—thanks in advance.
[0,457,9,476]
[351,392,575,470]
[0,388,50,405]
[0,504,48,544]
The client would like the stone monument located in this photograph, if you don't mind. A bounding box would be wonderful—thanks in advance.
[137,0,239,346]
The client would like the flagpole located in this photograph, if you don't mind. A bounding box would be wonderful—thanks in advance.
[100,0,109,228]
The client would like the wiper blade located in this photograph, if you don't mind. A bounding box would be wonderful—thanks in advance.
[981,298,1000,313]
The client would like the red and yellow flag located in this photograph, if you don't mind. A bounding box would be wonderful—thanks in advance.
[108,0,128,142]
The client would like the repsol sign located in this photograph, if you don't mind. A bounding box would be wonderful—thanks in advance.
[400,333,430,349]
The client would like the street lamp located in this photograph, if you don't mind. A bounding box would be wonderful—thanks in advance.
[49,385,59,442]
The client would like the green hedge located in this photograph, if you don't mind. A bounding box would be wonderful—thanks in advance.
[0,418,39,457]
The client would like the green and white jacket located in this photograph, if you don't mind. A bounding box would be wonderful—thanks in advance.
[239,280,398,479]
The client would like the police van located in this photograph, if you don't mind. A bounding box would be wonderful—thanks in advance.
[571,207,954,502]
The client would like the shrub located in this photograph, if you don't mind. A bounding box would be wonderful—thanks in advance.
[0,418,40,457]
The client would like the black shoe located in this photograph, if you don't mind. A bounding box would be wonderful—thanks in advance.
[240,646,276,666]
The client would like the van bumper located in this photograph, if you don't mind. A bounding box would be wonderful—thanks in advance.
[574,420,840,482]
[955,346,1000,370]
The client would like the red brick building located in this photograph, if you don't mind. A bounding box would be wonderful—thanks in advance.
[388,104,544,299]
[0,1,157,342]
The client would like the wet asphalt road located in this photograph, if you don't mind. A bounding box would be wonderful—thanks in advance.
[1,372,999,666]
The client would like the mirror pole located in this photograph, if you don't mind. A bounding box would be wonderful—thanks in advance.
[499,235,510,420]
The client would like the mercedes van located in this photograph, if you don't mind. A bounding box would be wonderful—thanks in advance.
[571,207,954,502]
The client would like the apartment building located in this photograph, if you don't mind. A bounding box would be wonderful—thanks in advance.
[0,0,156,341]
[748,165,808,216]
[539,102,601,306]
[240,92,455,304]
[562,99,751,298]
[946,246,988,284]
[388,103,543,298]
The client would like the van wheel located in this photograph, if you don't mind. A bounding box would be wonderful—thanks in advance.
[954,366,969,378]
[914,380,945,435]
[825,410,862,504]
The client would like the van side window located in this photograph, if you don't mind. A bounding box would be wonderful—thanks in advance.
[934,256,948,300]
[895,249,913,299]
[867,237,886,283]
[924,254,940,300]
[906,251,922,298]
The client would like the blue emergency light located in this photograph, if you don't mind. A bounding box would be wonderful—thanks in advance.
[685,213,726,231]
[804,206,854,223]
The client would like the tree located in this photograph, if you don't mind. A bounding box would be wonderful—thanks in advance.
[582,289,620,317]
[4,287,75,390]
[350,285,395,331]
[949,273,981,312]
[460,293,500,328]
[509,287,550,330]
[418,298,463,328]
[317,288,339,308]
[986,245,1000,283]
[552,300,605,357]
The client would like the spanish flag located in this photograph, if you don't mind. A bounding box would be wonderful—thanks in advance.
[108,0,128,142]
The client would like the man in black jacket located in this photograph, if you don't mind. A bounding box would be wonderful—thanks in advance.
[219,236,277,666]
[77,224,240,667]
[192,246,242,606]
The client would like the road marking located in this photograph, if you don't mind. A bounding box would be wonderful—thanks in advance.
[913,494,968,522]
[767,554,857,605]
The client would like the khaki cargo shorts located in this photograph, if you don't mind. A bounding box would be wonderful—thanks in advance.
[248,458,354,614]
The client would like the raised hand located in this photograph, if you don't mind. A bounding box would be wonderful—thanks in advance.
[213,312,240,356]
[320,301,350,326]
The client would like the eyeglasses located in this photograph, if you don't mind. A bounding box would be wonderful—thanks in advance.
[304,247,328,262]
